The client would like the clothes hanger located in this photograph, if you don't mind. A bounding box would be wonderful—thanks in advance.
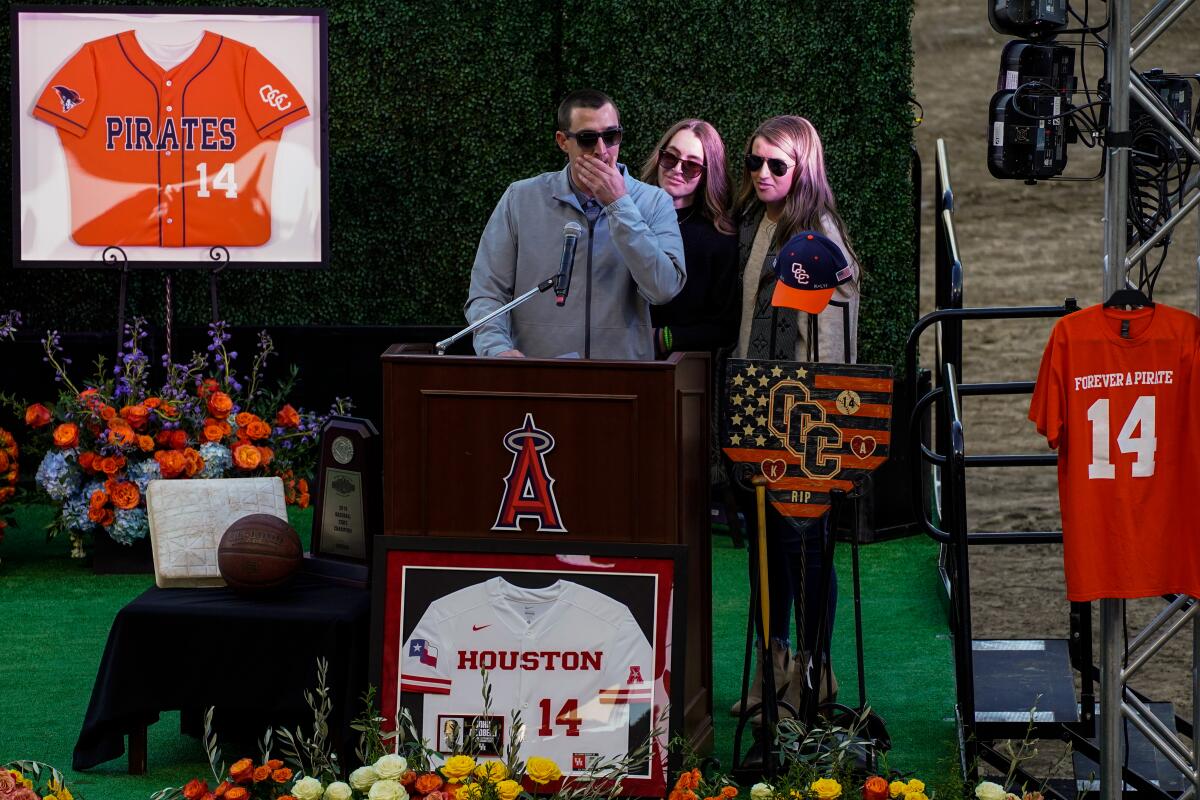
[1102,286,1154,309]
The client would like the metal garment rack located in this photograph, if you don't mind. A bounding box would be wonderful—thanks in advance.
[1103,2,1200,798]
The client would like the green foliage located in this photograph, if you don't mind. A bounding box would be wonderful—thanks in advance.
[0,0,916,368]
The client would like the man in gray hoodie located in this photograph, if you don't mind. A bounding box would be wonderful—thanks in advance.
[465,89,686,360]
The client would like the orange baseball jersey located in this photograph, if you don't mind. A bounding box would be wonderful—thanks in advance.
[1029,303,1200,601]
[33,30,309,247]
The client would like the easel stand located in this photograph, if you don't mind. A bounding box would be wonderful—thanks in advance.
[109,246,230,362]
[731,474,886,782]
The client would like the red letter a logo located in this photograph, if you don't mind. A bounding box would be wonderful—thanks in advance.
[493,413,567,533]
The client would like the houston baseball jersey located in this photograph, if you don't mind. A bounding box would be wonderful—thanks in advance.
[1029,303,1200,601]
[400,578,654,775]
[33,30,309,247]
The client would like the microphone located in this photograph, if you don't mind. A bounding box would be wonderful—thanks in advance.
[555,221,583,307]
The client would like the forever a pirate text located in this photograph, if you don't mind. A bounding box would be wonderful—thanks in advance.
[105,117,236,151]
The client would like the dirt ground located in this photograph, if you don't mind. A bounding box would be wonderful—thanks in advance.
[912,0,1200,774]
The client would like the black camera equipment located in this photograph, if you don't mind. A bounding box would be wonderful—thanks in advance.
[989,0,1068,38]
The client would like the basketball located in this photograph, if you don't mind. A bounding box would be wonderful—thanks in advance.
[217,513,303,593]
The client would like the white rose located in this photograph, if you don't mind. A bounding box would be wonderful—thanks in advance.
[292,776,325,800]
[374,754,409,780]
[350,766,380,791]
[750,783,774,800]
[975,781,1007,800]
[325,781,354,800]
[368,779,407,800]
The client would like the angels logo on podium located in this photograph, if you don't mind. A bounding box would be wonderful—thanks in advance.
[493,413,567,533]
[722,360,893,531]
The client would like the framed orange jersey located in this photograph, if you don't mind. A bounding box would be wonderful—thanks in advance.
[13,8,328,268]
[1029,303,1200,601]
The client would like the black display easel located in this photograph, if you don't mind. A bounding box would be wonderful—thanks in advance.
[109,246,230,362]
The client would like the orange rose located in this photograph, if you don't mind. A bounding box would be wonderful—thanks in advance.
[98,456,119,475]
[156,449,186,479]
[198,378,220,398]
[155,431,172,447]
[677,769,702,791]
[245,419,272,441]
[252,765,271,783]
[78,388,103,410]
[107,420,136,447]
[235,412,257,429]
[265,760,283,770]
[275,404,300,429]
[143,397,162,409]
[271,768,292,783]
[213,781,231,797]
[297,478,309,494]
[120,404,150,430]
[207,391,233,418]
[255,446,273,466]
[233,443,261,470]
[110,482,141,510]
[400,770,417,787]
[138,435,155,452]
[24,403,52,428]
[52,422,79,448]
[100,405,117,421]
[170,430,188,450]
[183,779,210,800]
[0,487,14,504]
[0,452,8,474]
[228,758,253,783]
[183,448,205,478]
[160,403,177,417]
[297,492,310,509]
[416,773,444,794]
[203,424,225,443]
[225,788,250,800]
[862,777,889,800]
[720,787,738,799]
[89,488,107,508]
[99,508,115,526]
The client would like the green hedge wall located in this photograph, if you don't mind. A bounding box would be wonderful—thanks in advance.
[0,0,916,369]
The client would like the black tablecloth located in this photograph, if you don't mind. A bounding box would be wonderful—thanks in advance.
[74,575,370,770]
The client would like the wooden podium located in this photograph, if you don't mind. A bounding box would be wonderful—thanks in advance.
[380,345,714,752]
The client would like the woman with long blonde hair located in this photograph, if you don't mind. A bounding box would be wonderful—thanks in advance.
[639,119,738,355]
[730,115,859,719]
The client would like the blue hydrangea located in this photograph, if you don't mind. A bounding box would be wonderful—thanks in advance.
[127,459,162,494]
[198,442,232,479]
[109,507,148,546]
[62,481,103,534]
[36,451,81,502]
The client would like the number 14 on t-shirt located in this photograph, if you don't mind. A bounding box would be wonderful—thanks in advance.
[1086,395,1157,479]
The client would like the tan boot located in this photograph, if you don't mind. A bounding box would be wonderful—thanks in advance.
[729,640,791,716]
[781,653,838,717]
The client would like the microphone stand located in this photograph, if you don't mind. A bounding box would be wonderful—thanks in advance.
[435,273,559,355]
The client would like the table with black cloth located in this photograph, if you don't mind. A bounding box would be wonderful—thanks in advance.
[73,573,370,773]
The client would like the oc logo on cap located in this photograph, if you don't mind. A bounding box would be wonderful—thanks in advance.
[770,231,854,313]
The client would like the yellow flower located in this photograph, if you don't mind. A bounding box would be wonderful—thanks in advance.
[810,778,842,799]
[905,793,929,800]
[496,779,522,800]
[474,761,508,781]
[906,780,926,794]
[889,781,908,799]
[442,755,477,783]
[48,780,73,800]
[525,756,562,785]
[458,784,483,800]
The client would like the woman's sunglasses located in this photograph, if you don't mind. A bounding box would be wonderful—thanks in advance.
[744,154,794,178]
[563,126,624,149]
[658,149,706,181]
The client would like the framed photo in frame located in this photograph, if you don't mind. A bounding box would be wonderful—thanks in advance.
[371,538,686,797]
[11,5,329,269]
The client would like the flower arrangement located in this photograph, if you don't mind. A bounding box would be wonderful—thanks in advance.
[1,761,77,800]
[0,427,17,543]
[11,317,346,551]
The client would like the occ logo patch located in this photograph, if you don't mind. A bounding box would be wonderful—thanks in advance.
[258,84,292,111]
[53,85,83,112]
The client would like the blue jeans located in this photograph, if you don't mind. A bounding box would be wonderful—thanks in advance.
[739,491,837,658]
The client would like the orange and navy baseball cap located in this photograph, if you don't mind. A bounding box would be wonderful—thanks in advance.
[770,231,854,313]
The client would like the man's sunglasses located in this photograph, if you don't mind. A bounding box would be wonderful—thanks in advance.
[563,126,624,148]
[744,154,794,178]
[658,149,706,181]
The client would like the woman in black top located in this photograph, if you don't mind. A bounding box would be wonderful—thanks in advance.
[639,119,739,355]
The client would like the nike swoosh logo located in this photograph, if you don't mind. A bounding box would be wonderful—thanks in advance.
[472,624,492,631]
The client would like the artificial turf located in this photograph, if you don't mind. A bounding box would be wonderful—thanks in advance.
[0,505,958,798]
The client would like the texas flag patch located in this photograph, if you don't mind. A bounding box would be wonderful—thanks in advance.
[408,638,438,667]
